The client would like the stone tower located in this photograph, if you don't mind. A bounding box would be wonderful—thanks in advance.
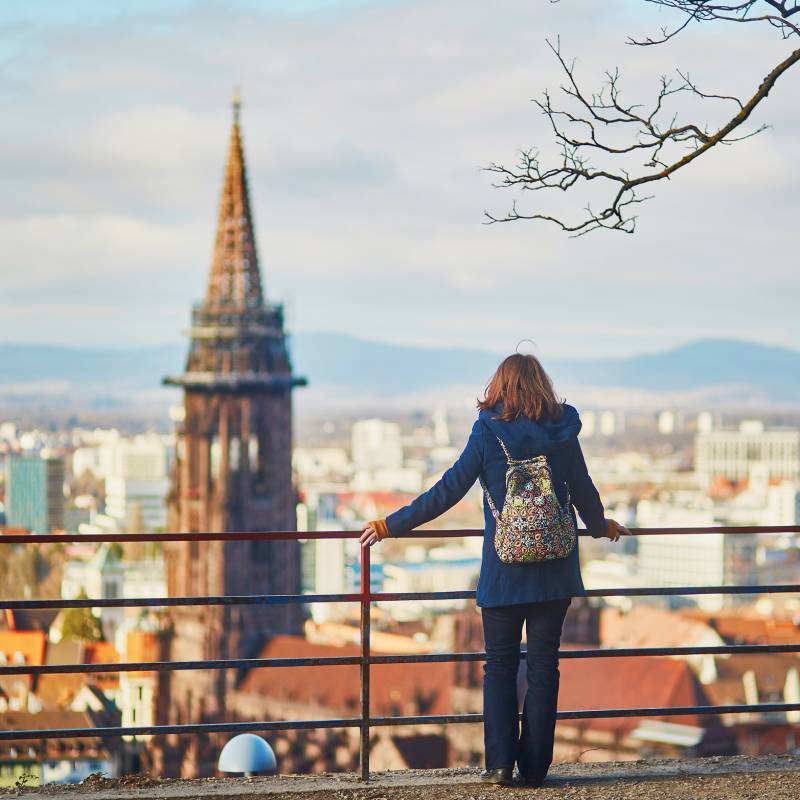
[157,95,305,777]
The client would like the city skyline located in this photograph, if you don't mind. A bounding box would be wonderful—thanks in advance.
[2,0,800,787]
[2,0,798,360]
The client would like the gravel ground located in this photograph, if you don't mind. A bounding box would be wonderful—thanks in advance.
[2,753,799,800]
[301,769,800,800]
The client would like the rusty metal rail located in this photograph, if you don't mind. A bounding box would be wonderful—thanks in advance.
[1,525,799,781]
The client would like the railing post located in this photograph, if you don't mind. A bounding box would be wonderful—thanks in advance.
[359,541,371,782]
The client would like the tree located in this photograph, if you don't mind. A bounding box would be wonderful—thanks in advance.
[60,589,104,642]
[487,1,800,234]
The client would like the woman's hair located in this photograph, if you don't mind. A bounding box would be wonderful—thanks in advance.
[477,353,564,422]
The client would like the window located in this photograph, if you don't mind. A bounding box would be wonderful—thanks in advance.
[230,437,240,471]
[250,420,271,498]
[210,436,222,479]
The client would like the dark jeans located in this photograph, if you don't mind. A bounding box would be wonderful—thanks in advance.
[481,597,571,781]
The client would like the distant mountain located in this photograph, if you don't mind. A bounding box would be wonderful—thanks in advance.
[0,335,798,409]
[0,343,184,387]
[292,334,800,403]
[553,339,800,395]
[290,332,500,393]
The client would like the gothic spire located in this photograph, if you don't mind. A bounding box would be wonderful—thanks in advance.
[204,90,264,309]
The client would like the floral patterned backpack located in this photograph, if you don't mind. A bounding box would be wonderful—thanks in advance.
[480,436,577,564]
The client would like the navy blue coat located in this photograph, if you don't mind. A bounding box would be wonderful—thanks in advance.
[385,403,607,607]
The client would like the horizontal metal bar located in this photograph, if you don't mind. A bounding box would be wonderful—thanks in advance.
[370,702,800,726]
[370,642,800,665]
[594,526,800,536]
[585,584,800,597]
[0,592,362,610]
[371,591,475,602]
[372,583,800,603]
[8,701,797,742]
[0,531,364,545]
[4,642,797,678]
[561,702,800,721]
[0,655,363,677]
[0,718,363,742]
[5,581,798,611]
[562,642,800,659]
[1,525,798,545]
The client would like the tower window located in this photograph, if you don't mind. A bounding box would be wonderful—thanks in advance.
[210,437,222,479]
[230,437,241,471]
[250,429,271,498]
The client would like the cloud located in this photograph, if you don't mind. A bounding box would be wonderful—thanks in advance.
[0,0,798,358]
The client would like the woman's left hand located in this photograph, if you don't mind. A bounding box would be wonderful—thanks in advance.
[360,519,390,547]
[360,523,379,547]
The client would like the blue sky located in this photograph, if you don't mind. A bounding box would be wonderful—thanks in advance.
[1,0,798,358]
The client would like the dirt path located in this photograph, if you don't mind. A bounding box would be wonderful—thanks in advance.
[2,753,798,800]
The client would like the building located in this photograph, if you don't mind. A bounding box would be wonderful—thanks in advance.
[72,432,168,482]
[157,95,305,777]
[695,420,800,483]
[119,631,159,743]
[104,477,168,532]
[635,493,760,612]
[229,633,455,773]
[0,710,120,787]
[553,656,730,761]
[4,455,64,534]
[71,432,169,533]
[60,544,166,651]
[351,419,403,470]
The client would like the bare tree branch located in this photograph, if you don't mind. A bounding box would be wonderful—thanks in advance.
[488,1,800,234]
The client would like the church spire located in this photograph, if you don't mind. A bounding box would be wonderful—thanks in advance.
[204,89,264,309]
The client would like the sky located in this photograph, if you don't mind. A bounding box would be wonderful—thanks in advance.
[1,0,798,359]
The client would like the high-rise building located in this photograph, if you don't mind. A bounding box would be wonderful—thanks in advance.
[156,96,306,777]
[351,419,403,470]
[5,454,65,534]
[695,420,800,483]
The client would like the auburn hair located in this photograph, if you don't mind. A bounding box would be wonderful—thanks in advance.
[477,353,564,422]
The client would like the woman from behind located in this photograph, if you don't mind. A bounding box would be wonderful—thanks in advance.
[361,353,629,787]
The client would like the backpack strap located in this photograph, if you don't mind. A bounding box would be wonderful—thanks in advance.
[494,435,530,465]
[495,435,513,463]
[494,433,573,512]
[478,476,500,522]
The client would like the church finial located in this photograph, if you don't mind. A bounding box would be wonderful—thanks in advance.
[232,86,242,125]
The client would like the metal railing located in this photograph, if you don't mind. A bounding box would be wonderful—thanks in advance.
[1,525,800,780]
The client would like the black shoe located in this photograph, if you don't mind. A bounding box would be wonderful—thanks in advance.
[480,767,514,786]
[514,771,544,788]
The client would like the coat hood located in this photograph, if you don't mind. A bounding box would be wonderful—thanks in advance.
[478,402,582,458]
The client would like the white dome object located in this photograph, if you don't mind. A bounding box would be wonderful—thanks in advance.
[218,734,276,776]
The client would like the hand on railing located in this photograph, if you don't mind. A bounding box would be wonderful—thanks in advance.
[360,519,390,547]
[605,519,632,542]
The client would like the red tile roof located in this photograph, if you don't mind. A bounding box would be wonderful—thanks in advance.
[238,635,453,717]
[600,606,721,649]
[680,610,800,645]
[557,655,707,736]
[0,631,46,690]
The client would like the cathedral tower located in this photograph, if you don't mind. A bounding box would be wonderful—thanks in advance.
[158,95,305,774]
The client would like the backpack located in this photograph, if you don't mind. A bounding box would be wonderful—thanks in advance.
[480,435,577,564]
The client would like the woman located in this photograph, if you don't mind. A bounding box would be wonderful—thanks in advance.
[360,353,630,787]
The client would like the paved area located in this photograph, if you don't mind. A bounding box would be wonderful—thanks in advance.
[2,753,799,800]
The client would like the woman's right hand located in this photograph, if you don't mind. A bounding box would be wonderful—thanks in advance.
[605,519,632,542]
